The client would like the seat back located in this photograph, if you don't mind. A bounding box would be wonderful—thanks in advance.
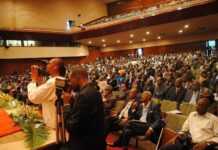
[111,100,125,114]
[180,102,196,116]
[157,128,178,149]
[161,100,177,112]
[165,113,187,132]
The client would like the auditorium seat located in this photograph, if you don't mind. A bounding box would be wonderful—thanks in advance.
[161,100,177,112]
[180,103,196,116]
[112,91,120,98]
[158,128,178,149]
[165,113,187,131]
[111,100,125,114]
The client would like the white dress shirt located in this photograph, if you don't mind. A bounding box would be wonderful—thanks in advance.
[119,101,133,119]
[139,102,151,123]
[181,111,218,143]
[189,91,199,105]
[27,77,57,129]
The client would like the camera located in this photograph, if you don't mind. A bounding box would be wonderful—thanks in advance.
[37,68,48,77]
[55,77,71,92]
[31,65,48,77]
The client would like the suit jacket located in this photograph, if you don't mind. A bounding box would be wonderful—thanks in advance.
[64,83,106,150]
[184,89,200,103]
[137,102,164,131]
[153,84,167,100]
[164,86,186,109]
[104,96,116,116]
[118,99,139,120]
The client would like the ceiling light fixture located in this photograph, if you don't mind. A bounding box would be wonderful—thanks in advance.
[184,24,189,29]
[146,31,150,35]
[178,29,183,34]
[103,44,106,47]
[177,7,182,10]
[142,38,146,42]
[157,36,161,40]
[130,34,134,38]
[116,40,121,43]
[102,39,106,42]
[88,41,92,44]
[129,40,133,44]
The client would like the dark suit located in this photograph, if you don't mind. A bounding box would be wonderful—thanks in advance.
[105,100,139,134]
[153,84,167,100]
[114,102,165,146]
[184,89,199,103]
[164,86,186,109]
[64,83,106,150]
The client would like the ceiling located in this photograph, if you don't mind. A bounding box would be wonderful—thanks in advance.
[102,0,119,4]
[79,14,218,47]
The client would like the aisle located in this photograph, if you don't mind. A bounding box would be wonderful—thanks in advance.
[106,133,136,150]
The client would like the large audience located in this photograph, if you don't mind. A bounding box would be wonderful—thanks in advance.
[1,50,218,149]
[1,51,218,112]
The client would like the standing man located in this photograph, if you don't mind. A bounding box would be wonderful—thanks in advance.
[27,58,66,129]
[64,67,106,150]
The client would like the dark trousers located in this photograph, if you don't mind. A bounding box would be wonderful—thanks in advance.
[105,116,127,135]
[115,121,149,146]
[63,136,106,150]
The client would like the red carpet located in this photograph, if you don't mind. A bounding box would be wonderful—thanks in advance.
[106,133,136,150]
[0,109,21,137]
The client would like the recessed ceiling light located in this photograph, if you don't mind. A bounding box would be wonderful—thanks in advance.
[103,44,106,47]
[146,31,150,35]
[177,7,182,10]
[102,39,106,42]
[142,38,146,42]
[116,40,121,43]
[184,24,189,29]
[157,36,161,39]
[88,41,92,44]
[139,15,144,19]
[130,34,134,38]
[178,29,183,34]
[129,40,133,44]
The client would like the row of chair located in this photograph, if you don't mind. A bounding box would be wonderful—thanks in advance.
[111,98,196,116]
[161,100,196,116]
[109,99,192,150]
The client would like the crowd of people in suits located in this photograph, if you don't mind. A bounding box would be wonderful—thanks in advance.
[0,70,30,102]
[0,50,218,150]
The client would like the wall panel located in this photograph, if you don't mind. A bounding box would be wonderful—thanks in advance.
[0,0,107,30]
[107,0,166,16]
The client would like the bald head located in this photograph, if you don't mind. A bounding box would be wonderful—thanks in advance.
[69,67,88,91]
[70,67,88,80]
[128,88,137,99]
[141,91,152,105]
[196,97,209,115]
[47,58,65,76]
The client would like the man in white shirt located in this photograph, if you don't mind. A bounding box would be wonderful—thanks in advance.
[161,97,218,150]
[111,91,164,149]
[106,88,138,135]
[27,58,66,129]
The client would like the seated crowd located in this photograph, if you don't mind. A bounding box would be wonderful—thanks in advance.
[0,51,218,150]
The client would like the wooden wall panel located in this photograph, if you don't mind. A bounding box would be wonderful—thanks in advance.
[0,0,107,31]
[107,0,166,16]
